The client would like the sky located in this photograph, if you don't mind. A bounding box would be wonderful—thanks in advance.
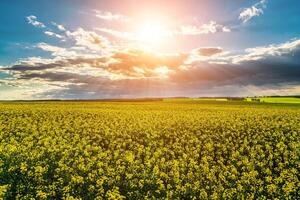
[0,0,300,99]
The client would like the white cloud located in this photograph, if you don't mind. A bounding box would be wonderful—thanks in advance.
[17,56,54,65]
[222,27,231,33]
[44,31,63,39]
[57,24,66,31]
[95,10,130,22]
[36,43,78,58]
[51,22,66,31]
[232,39,300,63]
[239,0,267,23]
[26,15,46,28]
[179,21,231,35]
[66,28,110,51]
[36,43,65,52]
[96,28,132,40]
[239,6,263,23]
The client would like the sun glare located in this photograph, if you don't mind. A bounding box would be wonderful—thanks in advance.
[154,66,170,78]
[135,20,170,44]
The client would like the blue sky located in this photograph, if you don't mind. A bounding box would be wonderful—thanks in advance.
[0,0,300,99]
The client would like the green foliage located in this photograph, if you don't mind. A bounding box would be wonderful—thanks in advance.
[0,101,299,199]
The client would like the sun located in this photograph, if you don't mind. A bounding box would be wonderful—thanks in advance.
[154,66,171,78]
[135,20,170,44]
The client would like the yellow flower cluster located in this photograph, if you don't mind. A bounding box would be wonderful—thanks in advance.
[0,101,299,199]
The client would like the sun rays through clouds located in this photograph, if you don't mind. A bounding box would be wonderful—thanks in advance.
[0,0,299,99]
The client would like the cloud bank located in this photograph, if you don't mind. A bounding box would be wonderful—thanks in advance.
[2,32,300,99]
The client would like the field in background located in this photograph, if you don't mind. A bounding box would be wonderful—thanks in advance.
[245,97,300,104]
[163,98,228,102]
[0,100,299,199]
[165,97,300,104]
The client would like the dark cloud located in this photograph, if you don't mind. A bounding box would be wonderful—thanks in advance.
[1,57,108,73]
[197,47,223,56]
[2,63,61,71]
[16,71,170,99]
[3,49,186,78]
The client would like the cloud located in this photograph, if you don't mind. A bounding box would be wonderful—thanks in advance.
[96,28,132,40]
[51,22,66,31]
[26,17,109,51]
[239,6,263,23]
[232,39,300,63]
[1,45,189,97]
[26,16,67,40]
[179,21,231,35]
[167,39,300,96]
[105,49,187,77]
[36,43,80,58]
[4,47,186,78]
[239,0,267,23]
[95,10,130,22]
[3,39,300,99]
[36,43,65,53]
[26,15,46,28]
[44,31,63,39]
[196,47,223,57]
[66,28,110,51]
